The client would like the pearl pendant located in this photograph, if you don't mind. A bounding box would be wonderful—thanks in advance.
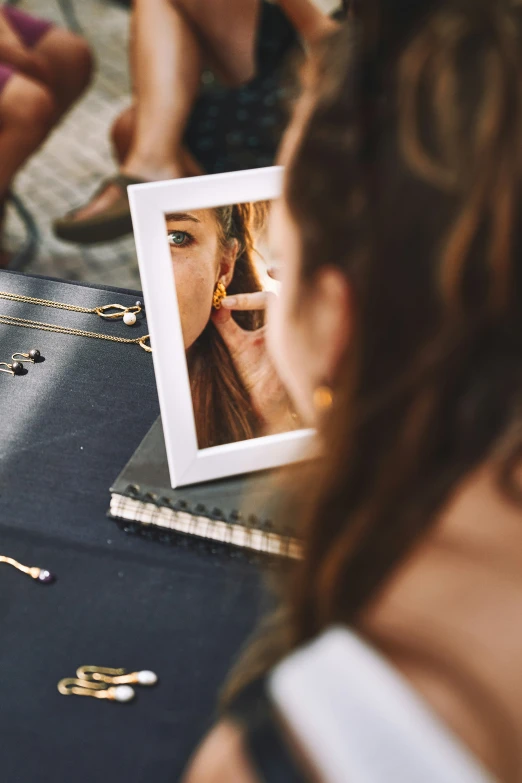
[123,312,137,326]
[37,569,55,584]
[112,685,135,702]
[137,670,158,685]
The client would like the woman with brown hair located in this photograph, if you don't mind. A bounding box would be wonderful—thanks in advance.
[183,0,522,780]
[168,201,293,447]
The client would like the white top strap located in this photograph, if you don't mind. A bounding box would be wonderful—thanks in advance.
[268,627,496,783]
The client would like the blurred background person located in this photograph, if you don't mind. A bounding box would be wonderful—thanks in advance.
[53,0,343,245]
[183,0,522,780]
[0,3,92,265]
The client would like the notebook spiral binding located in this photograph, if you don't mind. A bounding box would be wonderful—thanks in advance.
[109,483,301,562]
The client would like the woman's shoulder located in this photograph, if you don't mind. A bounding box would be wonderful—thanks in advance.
[267,626,496,783]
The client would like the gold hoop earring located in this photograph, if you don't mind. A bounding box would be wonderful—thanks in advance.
[313,385,333,412]
[212,281,227,310]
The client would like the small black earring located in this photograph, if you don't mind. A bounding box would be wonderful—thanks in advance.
[12,349,40,365]
[0,361,23,376]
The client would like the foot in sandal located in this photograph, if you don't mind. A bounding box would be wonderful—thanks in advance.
[53,152,202,245]
[52,172,149,245]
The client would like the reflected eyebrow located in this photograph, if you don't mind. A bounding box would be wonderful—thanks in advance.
[165,212,201,223]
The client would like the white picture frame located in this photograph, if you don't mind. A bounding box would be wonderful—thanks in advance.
[129,167,316,488]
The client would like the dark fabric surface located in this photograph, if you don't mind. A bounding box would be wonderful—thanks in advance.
[0,270,264,783]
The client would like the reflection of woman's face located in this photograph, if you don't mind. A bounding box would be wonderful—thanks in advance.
[166,209,237,350]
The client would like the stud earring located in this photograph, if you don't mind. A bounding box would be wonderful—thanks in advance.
[77,665,158,686]
[212,281,227,310]
[0,555,55,583]
[0,360,23,376]
[313,385,333,412]
[57,678,135,703]
[12,349,40,364]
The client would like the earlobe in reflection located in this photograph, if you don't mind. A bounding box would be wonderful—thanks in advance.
[212,281,227,310]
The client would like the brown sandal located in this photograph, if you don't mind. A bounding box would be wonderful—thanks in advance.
[52,173,147,245]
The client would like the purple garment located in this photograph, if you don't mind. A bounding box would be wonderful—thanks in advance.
[0,5,53,92]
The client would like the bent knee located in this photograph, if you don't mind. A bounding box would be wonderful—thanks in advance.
[111,106,134,145]
[1,77,57,130]
[46,30,94,91]
[61,33,94,85]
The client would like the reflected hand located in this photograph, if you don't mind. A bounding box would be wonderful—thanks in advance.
[211,292,298,433]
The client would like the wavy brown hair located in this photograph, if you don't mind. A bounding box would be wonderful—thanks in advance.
[287,0,522,643]
[223,0,522,696]
[188,202,267,448]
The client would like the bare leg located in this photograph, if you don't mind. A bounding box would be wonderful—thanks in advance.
[111,104,203,175]
[33,28,92,119]
[70,0,260,223]
[111,105,134,164]
[0,75,56,197]
[173,0,260,86]
[123,0,260,177]
[0,74,57,265]
[121,0,202,181]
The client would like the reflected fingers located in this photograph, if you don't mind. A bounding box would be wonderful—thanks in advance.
[221,291,275,311]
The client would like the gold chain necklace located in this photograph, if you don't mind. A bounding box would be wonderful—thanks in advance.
[0,291,142,325]
[0,314,152,352]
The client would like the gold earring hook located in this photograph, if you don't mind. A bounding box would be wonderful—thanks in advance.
[0,362,14,376]
[57,678,135,702]
[138,335,152,352]
[77,665,158,686]
[12,349,40,364]
[77,665,125,680]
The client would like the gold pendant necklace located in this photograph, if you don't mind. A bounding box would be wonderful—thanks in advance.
[0,291,142,326]
[0,313,152,352]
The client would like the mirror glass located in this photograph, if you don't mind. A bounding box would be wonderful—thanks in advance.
[164,200,298,449]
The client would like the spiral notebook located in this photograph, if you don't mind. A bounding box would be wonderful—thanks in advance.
[109,417,301,559]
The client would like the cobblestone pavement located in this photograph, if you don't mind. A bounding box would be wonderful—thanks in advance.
[4,0,140,288]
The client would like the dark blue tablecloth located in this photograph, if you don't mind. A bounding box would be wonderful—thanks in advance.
[0,270,264,782]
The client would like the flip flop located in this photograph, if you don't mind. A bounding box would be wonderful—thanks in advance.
[52,173,147,245]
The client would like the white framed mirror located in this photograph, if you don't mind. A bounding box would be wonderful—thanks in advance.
[129,167,315,488]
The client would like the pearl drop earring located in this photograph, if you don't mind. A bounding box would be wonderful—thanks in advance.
[77,665,158,687]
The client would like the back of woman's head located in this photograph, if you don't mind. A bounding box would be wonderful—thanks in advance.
[284,0,522,642]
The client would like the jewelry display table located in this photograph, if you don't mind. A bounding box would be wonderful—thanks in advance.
[0,270,263,782]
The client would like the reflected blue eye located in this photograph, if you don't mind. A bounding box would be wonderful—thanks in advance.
[167,230,192,247]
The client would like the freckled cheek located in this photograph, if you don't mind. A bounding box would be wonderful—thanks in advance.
[172,259,216,349]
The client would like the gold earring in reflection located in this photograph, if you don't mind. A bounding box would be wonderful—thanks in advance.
[313,385,333,412]
[212,281,227,310]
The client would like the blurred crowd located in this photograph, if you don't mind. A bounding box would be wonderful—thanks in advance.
[0,0,343,262]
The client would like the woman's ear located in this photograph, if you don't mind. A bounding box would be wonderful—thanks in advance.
[218,239,239,288]
[305,266,352,385]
